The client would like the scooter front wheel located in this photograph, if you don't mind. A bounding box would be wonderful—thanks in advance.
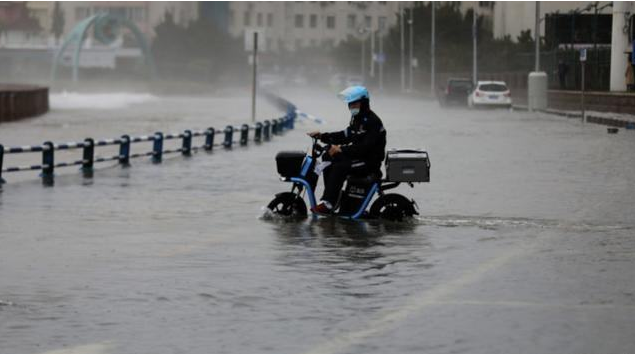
[267,192,308,218]
[369,193,418,222]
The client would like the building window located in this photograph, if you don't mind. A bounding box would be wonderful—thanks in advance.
[310,14,317,28]
[326,15,335,29]
[295,14,304,28]
[364,15,371,29]
[244,11,251,26]
[347,14,356,29]
[378,16,386,31]
[295,39,303,49]
[257,12,262,27]
[131,7,145,22]
[310,39,317,47]
[267,13,273,27]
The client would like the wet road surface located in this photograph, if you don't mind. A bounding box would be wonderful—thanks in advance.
[1,88,634,354]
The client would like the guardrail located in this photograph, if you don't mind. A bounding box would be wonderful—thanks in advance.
[0,96,297,185]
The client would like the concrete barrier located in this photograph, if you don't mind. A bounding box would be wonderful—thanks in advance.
[0,84,49,122]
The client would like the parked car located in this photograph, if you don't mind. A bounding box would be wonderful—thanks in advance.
[467,81,512,108]
[439,78,473,106]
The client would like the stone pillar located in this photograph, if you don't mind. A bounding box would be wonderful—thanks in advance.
[610,2,632,92]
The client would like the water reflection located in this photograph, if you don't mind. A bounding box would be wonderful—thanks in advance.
[271,217,425,265]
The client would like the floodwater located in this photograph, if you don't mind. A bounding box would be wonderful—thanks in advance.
[1,88,634,354]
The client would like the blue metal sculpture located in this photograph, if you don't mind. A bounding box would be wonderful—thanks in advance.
[51,13,156,82]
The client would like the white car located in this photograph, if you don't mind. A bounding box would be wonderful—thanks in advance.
[468,81,512,108]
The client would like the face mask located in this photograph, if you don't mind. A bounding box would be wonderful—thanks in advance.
[349,108,360,116]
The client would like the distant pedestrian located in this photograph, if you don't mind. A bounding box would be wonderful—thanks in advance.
[626,53,634,91]
[557,59,569,90]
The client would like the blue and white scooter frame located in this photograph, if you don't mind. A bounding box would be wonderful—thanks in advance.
[282,153,380,220]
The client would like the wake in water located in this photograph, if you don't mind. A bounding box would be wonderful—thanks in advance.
[416,215,633,232]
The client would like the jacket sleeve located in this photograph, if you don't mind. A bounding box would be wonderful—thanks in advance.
[320,127,353,145]
[340,120,381,159]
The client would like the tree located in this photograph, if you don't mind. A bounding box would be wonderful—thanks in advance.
[151,12,244,81]
[51,2,65,45]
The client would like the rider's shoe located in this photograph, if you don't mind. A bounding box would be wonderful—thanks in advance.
[311,202,333,215]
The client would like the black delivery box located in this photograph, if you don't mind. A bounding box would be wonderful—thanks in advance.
[385,149,430,182]
[275,151,306,177]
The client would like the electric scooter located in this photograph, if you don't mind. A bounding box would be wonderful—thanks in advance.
[267,138,430,221]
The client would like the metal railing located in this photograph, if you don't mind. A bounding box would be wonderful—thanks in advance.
[0,97,297,185]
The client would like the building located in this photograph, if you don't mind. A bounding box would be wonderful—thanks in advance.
[493,1,613,42]
[0,2,43,47]
[226,2,406,52]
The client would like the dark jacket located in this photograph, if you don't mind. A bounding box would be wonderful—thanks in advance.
[319,109,386,172]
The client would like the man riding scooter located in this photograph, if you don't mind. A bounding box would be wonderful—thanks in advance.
[307,86,386,214]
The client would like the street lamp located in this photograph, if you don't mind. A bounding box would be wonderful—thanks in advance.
[358,26,370,84]
[408,8,414,92]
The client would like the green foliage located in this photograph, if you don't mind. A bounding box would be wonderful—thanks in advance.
[333,3,538,76]
[151,13,245,82]
[51,2,65,42]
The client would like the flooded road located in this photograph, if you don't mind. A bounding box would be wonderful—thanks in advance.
[1,88,634,354]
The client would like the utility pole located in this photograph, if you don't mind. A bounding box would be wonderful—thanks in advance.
[360,28,366,84]
[408,3,414,92]
[535,1,540,71]
[379,31,384,91]
[472,7,478,85]
[370,30,375,78]
[400,3,406,92]
[251,32,258,123]
[431,2,436,94]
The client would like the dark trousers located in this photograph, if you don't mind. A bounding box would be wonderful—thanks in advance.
[321,154,368,206]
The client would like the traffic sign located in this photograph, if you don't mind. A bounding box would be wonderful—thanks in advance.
[579,48,587,62]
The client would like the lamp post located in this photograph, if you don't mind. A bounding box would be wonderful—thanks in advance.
[408,5,414,92]
[358,27,368,84]
[431,2,436,94]
[400,3,406,92]
[535,1,540,72]
[472,7,478,86]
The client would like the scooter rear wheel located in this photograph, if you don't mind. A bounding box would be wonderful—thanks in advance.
[369,193,418,222]
[267,192,308,218]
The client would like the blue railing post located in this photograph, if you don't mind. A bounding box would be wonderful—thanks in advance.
[82,138,94,173]
[223,125,233,148]
[119,135,130,166]
[204,127,215,151]
[271,120,279,135]
[240,124,249,145]
[286,104,296,129]
[254,122,263,142]
[41,141,54,183]
[152,132,163,163]
[0,144,5,184]
[263,120,271,141]
[182,130,192,156]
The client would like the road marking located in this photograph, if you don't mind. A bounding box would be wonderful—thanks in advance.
[37,342,112,354]
[434,300,635,311]
[302,245,529,354]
